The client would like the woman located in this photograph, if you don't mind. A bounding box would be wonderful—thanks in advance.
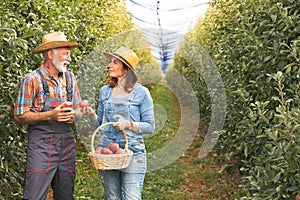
[86,46,155,200]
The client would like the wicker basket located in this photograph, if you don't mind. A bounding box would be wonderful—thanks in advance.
[88,122,133,170]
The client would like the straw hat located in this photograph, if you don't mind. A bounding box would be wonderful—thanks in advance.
[103,46,139,70]
[32,32,79,54]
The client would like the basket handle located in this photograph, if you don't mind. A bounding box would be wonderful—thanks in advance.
[91,122,129,153]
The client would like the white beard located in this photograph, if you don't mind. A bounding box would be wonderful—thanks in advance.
[52,51,70,72]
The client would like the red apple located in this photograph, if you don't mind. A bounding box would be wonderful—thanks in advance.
[108,142,120,153]
[79,100,89,108]
[95,147,103,154]
[51,102,62,108]
[63,101,73,108]
[101,148,113,154]
[124,149,131,154]
[115,148,125,154]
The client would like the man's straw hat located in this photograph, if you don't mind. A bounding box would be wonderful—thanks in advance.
[32,32,79,54]
[103,46,139,70]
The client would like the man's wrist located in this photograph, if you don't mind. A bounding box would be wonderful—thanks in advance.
[43,110,53,121]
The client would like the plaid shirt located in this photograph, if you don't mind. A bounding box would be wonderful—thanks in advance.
[14,63,81,116]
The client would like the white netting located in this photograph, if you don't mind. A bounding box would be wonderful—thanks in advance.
[126,0,209,73]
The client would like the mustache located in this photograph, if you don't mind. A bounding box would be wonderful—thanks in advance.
[63,61,70,65]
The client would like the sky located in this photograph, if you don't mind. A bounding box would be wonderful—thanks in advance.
[126,0,210,72]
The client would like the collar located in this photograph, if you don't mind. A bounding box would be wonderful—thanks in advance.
[58,72,64,77]
[40,63,64,80]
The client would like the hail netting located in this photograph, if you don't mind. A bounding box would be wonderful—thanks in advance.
[126,0,209,73]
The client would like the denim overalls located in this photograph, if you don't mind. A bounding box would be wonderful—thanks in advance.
[23,69,76,200]
[97,83,154,200]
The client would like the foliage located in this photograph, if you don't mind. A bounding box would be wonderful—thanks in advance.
[172,0,300,198]
[243,72,300,199]
[0,0,133,198]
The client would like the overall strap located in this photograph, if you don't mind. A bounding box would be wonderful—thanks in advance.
[65,71,73,101]
[37,69,73,101]
[36,69,50,100]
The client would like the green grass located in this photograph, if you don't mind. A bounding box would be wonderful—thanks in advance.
[142,85,185,200]
[74,142,105,199]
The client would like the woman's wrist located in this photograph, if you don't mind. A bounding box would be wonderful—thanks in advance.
[127,120,139,132]
[89,112,97,122]
[128,120,133,130]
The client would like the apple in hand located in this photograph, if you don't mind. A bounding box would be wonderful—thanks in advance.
[61,101,73,113]
[63,101,73,108]
[51,102,61,108]
[79,100,89,108]
[51,101,72,110]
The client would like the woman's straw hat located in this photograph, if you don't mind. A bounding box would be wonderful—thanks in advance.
[103,46,139,70]
[32,32,79,54]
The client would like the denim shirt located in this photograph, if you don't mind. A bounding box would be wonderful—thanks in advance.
[94,83,155,152]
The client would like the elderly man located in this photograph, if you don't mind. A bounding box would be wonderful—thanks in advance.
[14,32,82,200]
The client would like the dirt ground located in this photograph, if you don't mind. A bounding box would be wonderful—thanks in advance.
[178,121,243,200]
[46,187,53,199]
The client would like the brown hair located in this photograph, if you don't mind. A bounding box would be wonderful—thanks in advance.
[107,61,140,92]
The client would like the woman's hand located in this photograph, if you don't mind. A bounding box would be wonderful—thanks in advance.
[80,100,97,121]
[113,115,130,130]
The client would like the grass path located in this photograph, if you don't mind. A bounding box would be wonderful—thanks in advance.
[144,85,243,199]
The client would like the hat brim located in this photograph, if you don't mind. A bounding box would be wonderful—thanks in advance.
[32,41,79,54]
[103,52,134,70]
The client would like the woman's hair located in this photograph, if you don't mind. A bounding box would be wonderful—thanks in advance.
[107,61,140,92]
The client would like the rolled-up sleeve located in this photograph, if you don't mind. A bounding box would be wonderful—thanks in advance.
[14,76,35,116]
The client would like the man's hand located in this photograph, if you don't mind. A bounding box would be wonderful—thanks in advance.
[14,101,75,125]
[51,102,75,123]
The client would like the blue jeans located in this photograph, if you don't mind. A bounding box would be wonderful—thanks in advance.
[99,151,146,200]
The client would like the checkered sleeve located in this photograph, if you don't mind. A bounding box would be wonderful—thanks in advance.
[14,76,35,116]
